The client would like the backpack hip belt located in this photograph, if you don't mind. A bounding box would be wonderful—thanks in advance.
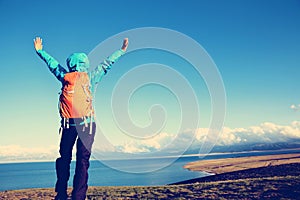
[59,116,95,135]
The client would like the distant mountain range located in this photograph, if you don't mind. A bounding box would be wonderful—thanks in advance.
[185,139,300,155]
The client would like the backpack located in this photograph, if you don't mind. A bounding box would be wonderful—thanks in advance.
[59,72,93,119]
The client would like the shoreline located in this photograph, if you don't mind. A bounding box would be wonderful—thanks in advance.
[183,152,300,174]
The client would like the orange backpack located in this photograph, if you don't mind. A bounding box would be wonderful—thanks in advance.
[59,72,93,119]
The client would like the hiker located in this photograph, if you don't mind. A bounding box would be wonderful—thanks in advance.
[34,37,129,200]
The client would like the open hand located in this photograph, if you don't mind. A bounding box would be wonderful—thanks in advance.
[34,37,43,51]
[121,38,129,51]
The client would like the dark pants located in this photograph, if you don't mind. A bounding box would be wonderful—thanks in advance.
[55,122,95,200]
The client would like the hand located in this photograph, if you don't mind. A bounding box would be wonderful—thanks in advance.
[34,37,43,51]
[121,38,129,51]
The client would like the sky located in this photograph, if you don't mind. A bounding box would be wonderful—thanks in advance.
[0,0,300,162]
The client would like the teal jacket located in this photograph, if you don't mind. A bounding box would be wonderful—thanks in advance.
[36,49,125,93]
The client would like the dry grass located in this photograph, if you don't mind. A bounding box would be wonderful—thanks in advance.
[1,175,300,199]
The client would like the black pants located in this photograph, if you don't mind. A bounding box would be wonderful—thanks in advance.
[55,123,95,200]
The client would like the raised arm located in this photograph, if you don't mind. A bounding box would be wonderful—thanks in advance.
[34,37,67,82]
[90,38,129,87]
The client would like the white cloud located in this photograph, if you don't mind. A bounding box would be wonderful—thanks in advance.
[115,132,175,153]
[2,121,300,161]
[199,121,300,146]
[291,104,300,111]
[0,145,59,162]
[114,121,300,153]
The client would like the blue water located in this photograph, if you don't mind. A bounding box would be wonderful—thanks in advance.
[0,157,205,191]
[1,149,299,191]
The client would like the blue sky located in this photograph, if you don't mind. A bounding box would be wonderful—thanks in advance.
[0,0,300,162]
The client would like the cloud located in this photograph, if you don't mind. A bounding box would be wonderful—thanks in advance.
[0,145,59,162]
[115,132,175,153]
[2,121,300,162]
[113,121,300,154]
[216,121,300,145]
[194,121,300,147]
[291,104,300,111]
